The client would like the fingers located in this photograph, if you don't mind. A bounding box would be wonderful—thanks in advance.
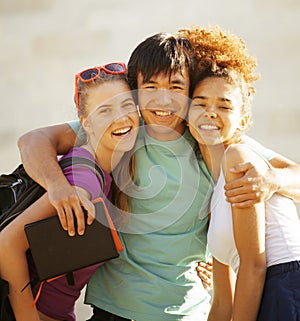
[197,261,213,291]
[226,190,261,209]
[225,188,259,200]
[229,162,253,174]
[56,207,68,231]
[64,202,77,236]
[80,197,95,226]
[54,201,75,236]
[224,161,273,207]
[48,187,88,236]
[230,199,260,208]
[56,201,91,236]
[225,163,258,191]
[224,176,255,191]
[198,260,213,270]
[225,182,257,196]
[72,200,86,236]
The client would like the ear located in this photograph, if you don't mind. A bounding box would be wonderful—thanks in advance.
[81,116,93,134]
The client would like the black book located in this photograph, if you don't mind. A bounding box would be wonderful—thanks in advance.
[24,200,120,281]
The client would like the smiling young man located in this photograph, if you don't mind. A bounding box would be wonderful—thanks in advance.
[136,69,190,141]
[18,32,300,321]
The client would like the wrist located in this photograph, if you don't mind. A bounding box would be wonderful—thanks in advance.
[270,167,282,194]
[43,169,70,191]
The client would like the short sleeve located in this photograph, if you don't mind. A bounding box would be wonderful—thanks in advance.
[243,135,278,161]
[62,165,102,200]
[67,120,86,145]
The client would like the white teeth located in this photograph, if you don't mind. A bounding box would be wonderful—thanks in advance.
[200,124,219,130]
[154,111,172,116]
[112,127,131,135]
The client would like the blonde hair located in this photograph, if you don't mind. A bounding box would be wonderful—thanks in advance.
[76,72,128,118]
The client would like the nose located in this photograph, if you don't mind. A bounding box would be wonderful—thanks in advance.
[205,105,217,118]
[154,89,172,106]
[113,107,132,122]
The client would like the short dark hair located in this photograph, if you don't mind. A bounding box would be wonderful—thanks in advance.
[127,33,196,93]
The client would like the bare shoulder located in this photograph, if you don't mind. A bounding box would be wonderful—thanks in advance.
[222,144,269,180]
[223,144,256,165]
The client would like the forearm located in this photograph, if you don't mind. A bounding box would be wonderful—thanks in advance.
[208,259,234,321]
[0,198,54,321]
[17,125,75,190]
[208,302,232,321]
[17,124,94,236]
[232,264,265,321]
[271,165,300,202]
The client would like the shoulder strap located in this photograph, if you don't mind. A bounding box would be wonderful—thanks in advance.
[59,156,105,195]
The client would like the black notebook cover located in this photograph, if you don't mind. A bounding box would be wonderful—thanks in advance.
[24,201,119,281]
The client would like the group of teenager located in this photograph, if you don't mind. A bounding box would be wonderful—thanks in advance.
[0,23,300,321]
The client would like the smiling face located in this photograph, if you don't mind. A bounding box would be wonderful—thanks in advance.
[82,80,140,157]
[188,77,248,147]
[137,69,190,141]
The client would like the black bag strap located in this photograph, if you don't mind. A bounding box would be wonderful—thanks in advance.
[59,156,105,194]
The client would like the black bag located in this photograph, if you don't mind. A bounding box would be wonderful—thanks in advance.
[0,164,46,231]
[0,157,104,232]
[0,278,14,321]
[0,156,105,321]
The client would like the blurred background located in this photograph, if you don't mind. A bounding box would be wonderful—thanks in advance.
[1,0,299,318]
[1,0,300,173]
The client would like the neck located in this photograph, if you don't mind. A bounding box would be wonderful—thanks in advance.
[199,143,227,181]
[145,122,186,142]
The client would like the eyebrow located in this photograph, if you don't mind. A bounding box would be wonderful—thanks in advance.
[121,97,135,104]
[171,79,186,86]
[192,95,232,103]
[192,95,206,100]
[96,97,134,109]
[143,78,186,86]
[95,104,112,112]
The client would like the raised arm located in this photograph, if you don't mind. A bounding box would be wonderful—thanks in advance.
[17,123,94,235]
[225,152,300,208]
[18,123,76,189]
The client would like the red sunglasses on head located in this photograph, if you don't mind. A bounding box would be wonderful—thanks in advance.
[75,62,127,110]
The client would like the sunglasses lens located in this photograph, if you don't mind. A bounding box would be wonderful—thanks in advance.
[105,63,125,72]
[80,68,100,80]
